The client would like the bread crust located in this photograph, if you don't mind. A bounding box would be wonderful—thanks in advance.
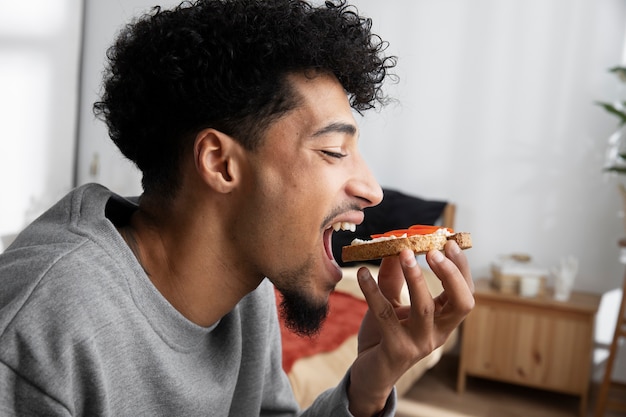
[341,232,472,263]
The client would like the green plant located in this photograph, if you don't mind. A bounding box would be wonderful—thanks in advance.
[597,66,626,174]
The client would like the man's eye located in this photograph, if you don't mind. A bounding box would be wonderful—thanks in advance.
[321,150,347,159]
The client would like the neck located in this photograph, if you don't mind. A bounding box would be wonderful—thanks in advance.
[118,207,261,327]
[118,226,150,276]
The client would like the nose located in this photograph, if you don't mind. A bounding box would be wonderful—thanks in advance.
[348,154,383,209]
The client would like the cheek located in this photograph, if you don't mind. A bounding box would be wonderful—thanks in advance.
[239,178,300,251]
[254,194,322,261]
[245,152,335,243]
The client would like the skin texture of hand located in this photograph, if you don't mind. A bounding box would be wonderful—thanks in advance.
[347,241,474,417]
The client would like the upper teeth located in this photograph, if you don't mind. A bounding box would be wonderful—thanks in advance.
[332,222,356,232]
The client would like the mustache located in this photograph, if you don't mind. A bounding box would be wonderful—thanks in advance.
[321,203,363,229]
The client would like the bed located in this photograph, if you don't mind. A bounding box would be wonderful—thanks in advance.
[277,189,459,408]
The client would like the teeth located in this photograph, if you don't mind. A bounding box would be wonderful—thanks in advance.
[332,222,356,232]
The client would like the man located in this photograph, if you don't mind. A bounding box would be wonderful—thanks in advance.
[0,0,474,416]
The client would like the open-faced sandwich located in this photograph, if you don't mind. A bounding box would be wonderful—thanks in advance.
[342,225,472,263]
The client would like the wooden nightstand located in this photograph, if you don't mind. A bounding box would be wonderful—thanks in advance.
[457,278,601,417]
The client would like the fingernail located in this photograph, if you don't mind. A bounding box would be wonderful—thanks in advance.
[450,241,461,254]
[357,268,373,284]
[432,250,445,263]
[404,255,417,268]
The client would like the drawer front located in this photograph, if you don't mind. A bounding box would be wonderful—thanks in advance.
[462,302,593,394]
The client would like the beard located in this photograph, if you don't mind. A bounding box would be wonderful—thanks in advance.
[277,286,329,337]
[273,255,331,337]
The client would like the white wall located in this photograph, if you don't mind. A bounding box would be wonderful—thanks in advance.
[0,0,82,245]
[350,0,626,294]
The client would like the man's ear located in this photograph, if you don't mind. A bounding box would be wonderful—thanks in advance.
[193,128,243,193]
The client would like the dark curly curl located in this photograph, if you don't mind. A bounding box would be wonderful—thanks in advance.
[93,0,396,198]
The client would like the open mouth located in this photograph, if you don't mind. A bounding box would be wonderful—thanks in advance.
[324,222,357,261]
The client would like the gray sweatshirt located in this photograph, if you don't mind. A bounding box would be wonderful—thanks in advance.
[0,184,395,416]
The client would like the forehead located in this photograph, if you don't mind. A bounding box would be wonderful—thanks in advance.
[283,72,358,137]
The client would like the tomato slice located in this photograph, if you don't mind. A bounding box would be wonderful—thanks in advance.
[409,225,453,234]
[370,224,454,239]
[371,229,410,239]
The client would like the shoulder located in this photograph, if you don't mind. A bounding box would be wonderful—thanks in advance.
[0,184,139,343]
[0,238,126,336]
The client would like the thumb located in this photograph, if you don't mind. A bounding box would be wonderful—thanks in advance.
[357,267,401,328]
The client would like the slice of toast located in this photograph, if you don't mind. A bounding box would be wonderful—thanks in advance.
[341,232,472,263]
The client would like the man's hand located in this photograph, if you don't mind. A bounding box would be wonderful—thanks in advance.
[347,240,474,417]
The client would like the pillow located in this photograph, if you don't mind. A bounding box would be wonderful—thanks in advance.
[332,189,447,266]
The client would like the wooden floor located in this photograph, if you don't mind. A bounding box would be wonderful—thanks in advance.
[399,353,626,417]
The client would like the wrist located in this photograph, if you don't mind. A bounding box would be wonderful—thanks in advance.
[347,372,393,417]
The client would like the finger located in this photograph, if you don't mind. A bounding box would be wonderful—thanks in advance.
[444,240,474,292]
[425,245,474,329]
[427,242,472,294]
[356,267,403,334]
[377,254,406,307]
[398,249,436,332]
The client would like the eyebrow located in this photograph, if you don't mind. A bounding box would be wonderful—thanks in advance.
[311,122,357,137]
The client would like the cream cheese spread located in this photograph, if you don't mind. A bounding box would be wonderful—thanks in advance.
[350,227,452,246]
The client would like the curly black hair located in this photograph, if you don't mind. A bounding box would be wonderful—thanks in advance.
[93,0,396,198]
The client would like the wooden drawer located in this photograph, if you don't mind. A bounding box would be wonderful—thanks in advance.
[462,301,594,393]
[457,279,601,417]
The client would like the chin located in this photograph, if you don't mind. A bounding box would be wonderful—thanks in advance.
[277,282,330,337]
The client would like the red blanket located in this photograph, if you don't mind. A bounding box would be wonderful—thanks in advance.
[277,290,369,373]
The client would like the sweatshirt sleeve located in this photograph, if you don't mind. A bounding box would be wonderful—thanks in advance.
[299,370,397,417]
[0,360,70,417]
